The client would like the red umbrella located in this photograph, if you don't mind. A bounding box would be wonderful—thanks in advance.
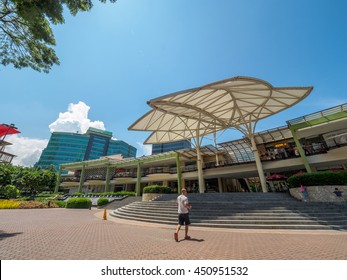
[266,174,288,181]
[329,167,344,171]
[0,124,20,137]
[291,170,306,177]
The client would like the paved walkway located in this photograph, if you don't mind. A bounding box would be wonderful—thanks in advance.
[0,208,347,260]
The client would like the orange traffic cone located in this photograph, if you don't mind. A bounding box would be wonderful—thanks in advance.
[103,209,107,220]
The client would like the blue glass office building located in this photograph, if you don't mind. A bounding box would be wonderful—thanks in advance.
[36,128,136,171]
[152,140,191,154]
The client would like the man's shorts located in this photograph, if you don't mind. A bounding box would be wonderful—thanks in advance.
[178,213,191,225]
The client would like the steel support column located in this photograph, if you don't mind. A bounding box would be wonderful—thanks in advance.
[54,167,62,193]
[104,164,111,192]
[289,126,312,173]
[250,135,267,193]
[176,153,182,194]
[136,162,141,196]
[78,165,86,193]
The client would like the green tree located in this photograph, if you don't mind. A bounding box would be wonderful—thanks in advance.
[0,0,116,73]
[20,168,56,193]
[0,165,57,194]
[1,184,19,199]
[40,169,56,192]
[0,164,12,186]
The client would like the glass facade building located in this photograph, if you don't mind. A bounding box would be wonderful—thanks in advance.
[36,128,136,171]
[152,140,191,155]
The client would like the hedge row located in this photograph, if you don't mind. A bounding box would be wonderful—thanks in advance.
[287,171,347,188]
[71,191,135,197]
[143,185,172,194]
[66,198,92,209]
[0,198,109,209]
[97,198,109,206]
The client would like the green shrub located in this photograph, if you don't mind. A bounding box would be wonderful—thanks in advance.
[86,192,112,196]
[97,198,109,206]
[1,185,20,199]
[66,198,92,209]
[143,185,172,194]
[249,184,258,192]
[287,171,347,188]
[19,188,34,197]
[18,196,31,201]
[34,197,47,202]
[53,200,67,208]
[37,191,53,197]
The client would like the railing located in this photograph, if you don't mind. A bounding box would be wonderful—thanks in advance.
[287,103,347,126]
[146,167,176,175]
[0,151,15,164]
[181,165,198,172]
[260,143,328,161]
[86,175,105,180]
[60,177,80,183]
[181,159,257,172]
[112,172,136,178]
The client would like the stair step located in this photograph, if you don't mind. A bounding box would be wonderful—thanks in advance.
[110,212,346,230]
[115,210,347,223]
[110,193,347,230]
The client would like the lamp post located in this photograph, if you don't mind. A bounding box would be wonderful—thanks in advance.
[0,123,17,146]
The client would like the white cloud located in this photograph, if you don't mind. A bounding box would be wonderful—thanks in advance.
[5,134,48,167]
[137,142,152,156]
[48,101,106,133]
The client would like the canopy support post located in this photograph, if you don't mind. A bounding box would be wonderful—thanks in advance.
[54,166,62,193]
[214,131,219,166]
[249,135,268,193]
[196,130,205,193]
[78,164,85,193]
[176,153,182,194]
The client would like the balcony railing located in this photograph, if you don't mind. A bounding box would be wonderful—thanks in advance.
[86,175,105,180]
[146,167,176,175]
[112,172,137,179]
[60,177,80,183]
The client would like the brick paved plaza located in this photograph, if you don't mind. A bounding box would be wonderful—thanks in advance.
[0,208,347,260]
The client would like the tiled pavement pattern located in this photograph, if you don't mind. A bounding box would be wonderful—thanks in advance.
[0,208,347,260]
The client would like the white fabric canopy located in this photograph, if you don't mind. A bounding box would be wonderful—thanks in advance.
[129,76,313,144]
[130,109,224,144]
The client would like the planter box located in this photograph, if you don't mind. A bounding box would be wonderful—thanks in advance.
[289,185,346,202]
[142,193,163,202]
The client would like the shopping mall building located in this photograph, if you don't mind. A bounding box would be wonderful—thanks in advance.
[56,103,347,195]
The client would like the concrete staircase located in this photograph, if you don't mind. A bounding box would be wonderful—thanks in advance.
[110,193,347,230]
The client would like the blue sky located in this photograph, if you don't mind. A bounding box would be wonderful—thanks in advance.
[1,0,347,166]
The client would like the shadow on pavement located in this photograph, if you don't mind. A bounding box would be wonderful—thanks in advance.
[0,230,23,240]
[179,238,205,242]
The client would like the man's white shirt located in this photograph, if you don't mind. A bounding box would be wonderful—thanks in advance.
[177,194,189,214]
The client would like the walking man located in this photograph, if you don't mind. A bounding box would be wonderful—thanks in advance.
[174,188,192,242]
